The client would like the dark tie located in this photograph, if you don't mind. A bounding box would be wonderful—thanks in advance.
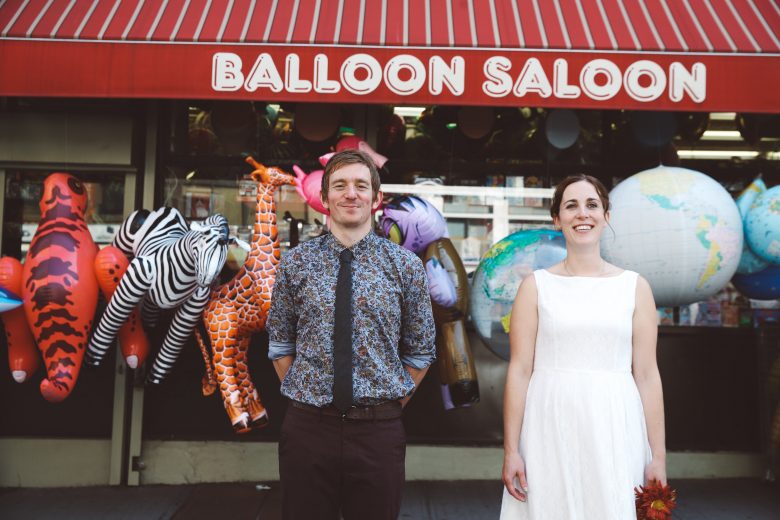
[333,248,354,412]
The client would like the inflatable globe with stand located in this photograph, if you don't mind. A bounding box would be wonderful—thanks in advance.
[470,230,566,360]
[601,166,742,307]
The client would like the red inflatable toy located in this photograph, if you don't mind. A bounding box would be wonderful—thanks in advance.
[0,256,39,383]
[21,173,99,402]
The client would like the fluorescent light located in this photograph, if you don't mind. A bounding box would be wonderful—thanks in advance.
[185,170,197,180]
[709,112,737,121]
[394,106,426,118]
[700,130,743,141]
[677,149,758,159]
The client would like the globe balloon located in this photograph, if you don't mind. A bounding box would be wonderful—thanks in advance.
[601,166,742,307]
[470,230,566,361]
[745,185,780,263]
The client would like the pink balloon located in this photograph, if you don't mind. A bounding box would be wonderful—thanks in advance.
[293,165,329,215]
[334,136,388,169]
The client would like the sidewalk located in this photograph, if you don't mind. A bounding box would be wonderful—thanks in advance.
[1,479,778,519]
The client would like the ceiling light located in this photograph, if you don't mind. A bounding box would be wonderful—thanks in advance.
[709,112,737,121]
[676,149,758,159]
[394,106,426,118]
[700,130,743,141]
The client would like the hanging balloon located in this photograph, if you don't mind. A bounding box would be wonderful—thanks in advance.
[544,109,580,150]
[424,238,480,409]
[457,106,494,140]
[629,111,678,148]
[292,165,329,215]
[735,176,769,275]
[732,264,780,300]
[294,103,341,142]
[745,185,780,263]
[0,256,38,383]
[377,108,406,158]
[380,196,447,254]
[23,173,99,402]
[737,114,780,145]
[676,112,709,144]
[211,101,257,155]
[335,135,388,169]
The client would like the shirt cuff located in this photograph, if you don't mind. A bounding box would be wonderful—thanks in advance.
[401,353,435,370]
[268,341,296,360]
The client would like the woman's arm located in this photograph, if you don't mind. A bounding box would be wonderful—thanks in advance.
[632,275,667,485]
[502,274,539,502]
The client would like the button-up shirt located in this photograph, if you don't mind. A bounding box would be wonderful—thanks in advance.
[267,231,436,407]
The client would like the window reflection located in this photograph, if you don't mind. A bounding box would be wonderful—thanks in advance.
[2,170,126,259]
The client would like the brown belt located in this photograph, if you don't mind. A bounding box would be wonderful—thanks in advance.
[290,399,403,421]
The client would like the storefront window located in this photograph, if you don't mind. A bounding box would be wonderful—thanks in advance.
[2,170,127,259]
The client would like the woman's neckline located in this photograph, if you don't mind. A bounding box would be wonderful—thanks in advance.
[542,269,629,280]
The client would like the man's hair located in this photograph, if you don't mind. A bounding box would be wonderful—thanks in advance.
[321,149,381,202]
[550,174,610,219]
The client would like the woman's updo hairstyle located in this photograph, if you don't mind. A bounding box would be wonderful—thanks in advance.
[550,174,611,220]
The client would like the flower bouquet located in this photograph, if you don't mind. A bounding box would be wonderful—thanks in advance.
[635,479,677,519]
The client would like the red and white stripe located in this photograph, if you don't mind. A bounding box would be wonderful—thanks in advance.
[0,0,778,53]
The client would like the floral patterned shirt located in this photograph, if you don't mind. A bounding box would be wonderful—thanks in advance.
[267,231,436,407]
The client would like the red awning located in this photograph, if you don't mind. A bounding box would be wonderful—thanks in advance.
[1,0,779,112]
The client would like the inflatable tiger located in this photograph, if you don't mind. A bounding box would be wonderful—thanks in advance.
[20,173,99,402]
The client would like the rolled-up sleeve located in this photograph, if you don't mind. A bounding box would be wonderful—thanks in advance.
[267,256,297,360]
[399,256,436,369]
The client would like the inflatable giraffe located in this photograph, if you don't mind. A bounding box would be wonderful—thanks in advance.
[196,157,295,433]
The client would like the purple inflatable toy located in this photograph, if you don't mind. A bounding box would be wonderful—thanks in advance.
[380,196,448,254]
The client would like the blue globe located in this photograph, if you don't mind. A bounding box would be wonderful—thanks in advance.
[745,185,780,263]
[470,230,566,360]
[735,177,769,275]
[732,264,780,300]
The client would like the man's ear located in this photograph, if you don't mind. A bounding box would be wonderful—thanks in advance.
[372,191,383,211]
[321,190,329,210]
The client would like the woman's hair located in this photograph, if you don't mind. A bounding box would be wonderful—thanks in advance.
[550,174,611,219]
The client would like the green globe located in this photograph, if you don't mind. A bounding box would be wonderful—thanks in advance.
[470,230,566,360]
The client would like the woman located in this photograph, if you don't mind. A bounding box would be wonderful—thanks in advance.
[501,175,666,519]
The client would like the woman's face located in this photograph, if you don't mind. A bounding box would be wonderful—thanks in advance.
[553,180,609,247]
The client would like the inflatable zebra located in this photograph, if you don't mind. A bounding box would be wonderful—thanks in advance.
[86,207,236,384]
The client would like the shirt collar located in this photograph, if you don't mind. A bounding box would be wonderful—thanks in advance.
[323,230,377,259]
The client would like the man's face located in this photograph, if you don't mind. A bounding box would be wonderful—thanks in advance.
[322,163,382,229]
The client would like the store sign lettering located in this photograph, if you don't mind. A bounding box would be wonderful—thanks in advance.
[212,52,705,104]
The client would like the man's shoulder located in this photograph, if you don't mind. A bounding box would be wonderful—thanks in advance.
[284,235,327,261]
[369,233,424,268]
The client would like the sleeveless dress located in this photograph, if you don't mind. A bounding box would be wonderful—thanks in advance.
[500,269,652,520]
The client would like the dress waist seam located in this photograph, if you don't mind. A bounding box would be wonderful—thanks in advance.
[533,367,631,375]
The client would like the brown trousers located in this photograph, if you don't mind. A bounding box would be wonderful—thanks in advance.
[278,403,406,520]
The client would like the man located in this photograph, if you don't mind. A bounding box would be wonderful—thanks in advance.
[267,149,436,520]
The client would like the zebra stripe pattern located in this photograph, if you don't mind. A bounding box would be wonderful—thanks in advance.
[87,208,231,384]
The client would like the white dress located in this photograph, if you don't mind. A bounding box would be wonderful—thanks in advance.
[500,269,652,520]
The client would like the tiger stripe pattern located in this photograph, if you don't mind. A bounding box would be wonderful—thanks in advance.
[22,173,99,402]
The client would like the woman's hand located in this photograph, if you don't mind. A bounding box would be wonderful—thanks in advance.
[645,457,667,485]
[502,451,529,502]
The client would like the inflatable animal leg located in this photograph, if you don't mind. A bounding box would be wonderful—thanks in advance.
[146,285,212,384]
[94,246,150,369]
[0,256,38,382]
[87,256,155,367]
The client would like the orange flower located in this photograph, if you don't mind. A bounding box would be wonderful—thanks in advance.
[635,479,677,520]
